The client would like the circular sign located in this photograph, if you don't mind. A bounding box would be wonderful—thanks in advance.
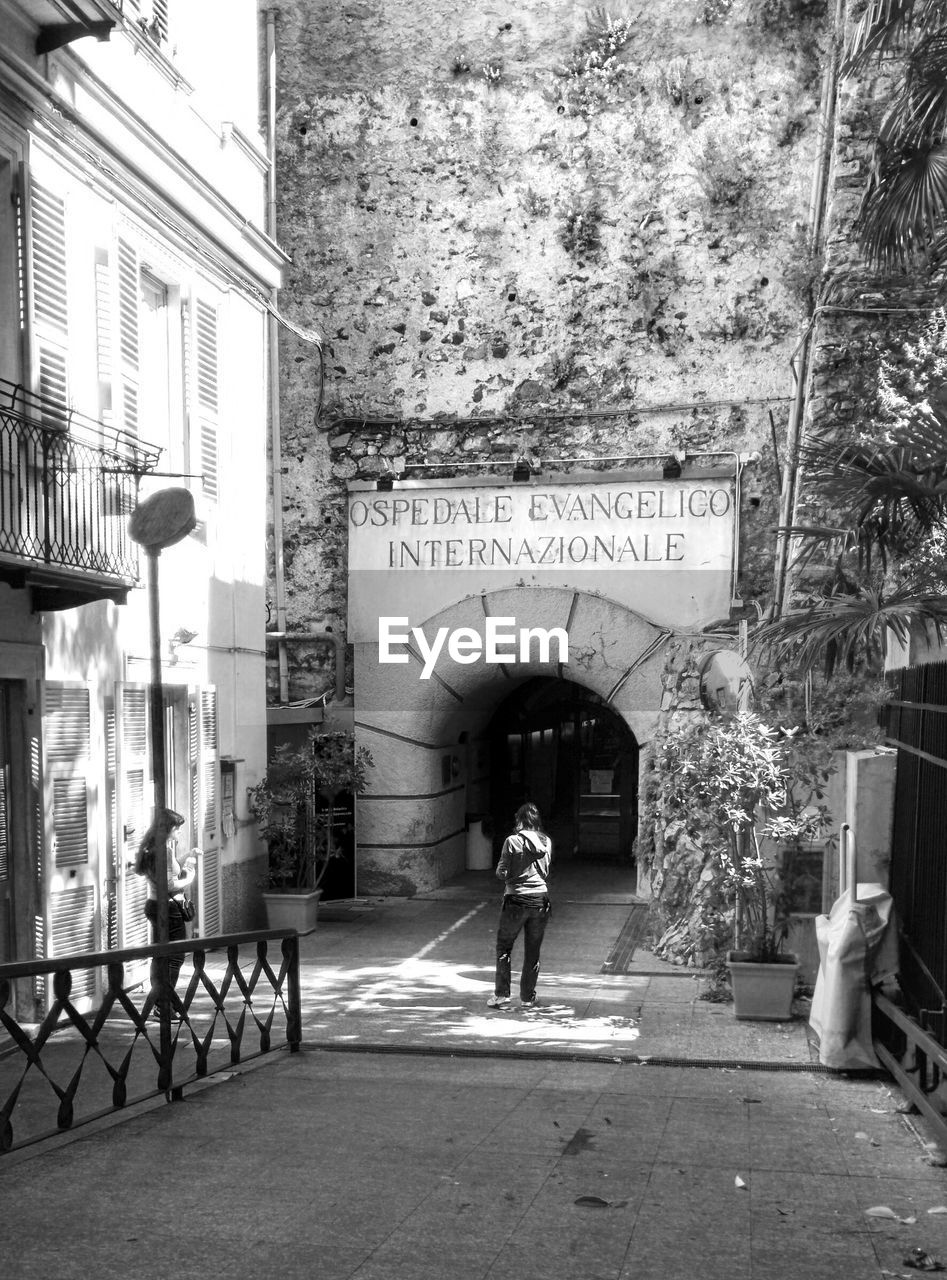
[128,488,197,551]
[699,650,755,716]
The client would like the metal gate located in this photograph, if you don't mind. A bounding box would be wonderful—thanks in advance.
[885,661,947,1045]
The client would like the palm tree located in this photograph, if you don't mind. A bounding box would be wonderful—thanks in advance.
[756,316,947,674]
[845,1,947,268]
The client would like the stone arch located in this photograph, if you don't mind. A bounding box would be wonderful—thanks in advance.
[353,586,668,894]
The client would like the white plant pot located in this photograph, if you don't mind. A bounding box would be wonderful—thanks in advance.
[726,950,799,1021]
[262,889,322,934]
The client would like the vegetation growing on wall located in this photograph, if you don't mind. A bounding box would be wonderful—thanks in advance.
[561,6,638,111]
[760,311,947,674]
[559,198,605,257]
[693,126,756,208]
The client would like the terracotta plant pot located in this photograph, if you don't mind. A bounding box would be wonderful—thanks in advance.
[262,888,322,934]
[726,950,799,1022]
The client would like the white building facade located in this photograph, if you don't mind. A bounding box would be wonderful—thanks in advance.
[0,0,281,1015]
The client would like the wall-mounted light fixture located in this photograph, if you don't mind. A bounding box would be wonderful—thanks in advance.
[512,457,532,482]
[662,452,685,480]
[169,627,198,664]
[376,475,394,491]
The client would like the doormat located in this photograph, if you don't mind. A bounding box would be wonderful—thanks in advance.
[601,903,650,974]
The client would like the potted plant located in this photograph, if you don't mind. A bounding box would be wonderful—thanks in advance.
[248,728,373,932]
[648,710,830,1019]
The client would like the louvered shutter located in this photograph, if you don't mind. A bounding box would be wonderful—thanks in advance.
[194,299,219,504]
[94,248,113,426]
[189,687,221,935]
[115,684,151,953]
[104,699,118,950]
[152,0,169,40]
[44,685,96,993]
[29,178,69,424]
[117,238,140,440]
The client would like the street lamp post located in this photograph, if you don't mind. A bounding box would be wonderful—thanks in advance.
[127,488,197,1057]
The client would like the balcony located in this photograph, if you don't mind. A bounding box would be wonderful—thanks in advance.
[0,380,161,610]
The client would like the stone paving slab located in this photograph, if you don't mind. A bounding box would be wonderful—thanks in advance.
[3,1049,945,1280]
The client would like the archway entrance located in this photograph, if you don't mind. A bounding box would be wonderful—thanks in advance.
[488,678,639,868]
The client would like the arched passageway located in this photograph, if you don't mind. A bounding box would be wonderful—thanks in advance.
[353,585,663,894]
[488,677,639,868]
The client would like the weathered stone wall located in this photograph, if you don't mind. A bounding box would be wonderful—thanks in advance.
[270,0,829,701]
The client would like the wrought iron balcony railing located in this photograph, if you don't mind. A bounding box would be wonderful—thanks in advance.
[0,379,161,586]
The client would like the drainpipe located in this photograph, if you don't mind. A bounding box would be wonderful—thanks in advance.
[773,0,847,617]
[265,8,290,704]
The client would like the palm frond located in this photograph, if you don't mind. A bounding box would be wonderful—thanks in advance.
[878,29,947,148]
[856,142,947,267]
[753,586,947,677]
[845,0,947,74]
[790,430,947,566]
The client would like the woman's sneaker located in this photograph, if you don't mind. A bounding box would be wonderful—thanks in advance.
[519,997,539,1009]
[487,995,511,1009]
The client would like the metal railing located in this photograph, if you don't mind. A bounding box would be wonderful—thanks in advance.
[0,379,161,581]
[0,929,302,1154]
[873,992,947,1151]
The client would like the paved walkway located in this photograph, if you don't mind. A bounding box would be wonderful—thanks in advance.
[300,866,816,1064]
[4,863,947,1280]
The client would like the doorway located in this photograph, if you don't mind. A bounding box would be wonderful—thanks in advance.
[489,679,639,866]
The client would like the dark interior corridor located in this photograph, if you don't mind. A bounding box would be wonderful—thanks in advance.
[488,678,639,868]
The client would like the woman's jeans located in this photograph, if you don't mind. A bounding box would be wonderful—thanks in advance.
[144,898,188,1009]
[495,894,551,1001]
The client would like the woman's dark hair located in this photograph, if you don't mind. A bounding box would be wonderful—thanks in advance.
[514,802,543,832]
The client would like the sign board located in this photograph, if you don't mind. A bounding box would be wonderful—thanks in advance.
[128,487,197,551]
[347,475,737,641]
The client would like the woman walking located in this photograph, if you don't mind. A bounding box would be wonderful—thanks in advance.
[488,802,552,1010]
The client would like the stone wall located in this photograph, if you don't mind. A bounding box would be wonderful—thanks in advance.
[269,0,830,701]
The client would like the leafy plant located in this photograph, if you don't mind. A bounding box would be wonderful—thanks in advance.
[843,0,947,269]
[694,129,755,208]
[758,311,947,674]
[520,186,551,218]
[648,711,831,965]
[747,0,826,30]
[699,954,733,1003]
[560,7,637,110]
[248,729,373,892]
[701,0,734,22]
[560,199,604,257]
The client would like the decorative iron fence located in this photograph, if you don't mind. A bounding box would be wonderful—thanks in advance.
[0,929,302,1154]
[0,379,161,581]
